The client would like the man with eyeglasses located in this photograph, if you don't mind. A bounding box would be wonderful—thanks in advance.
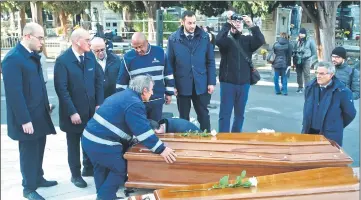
[54,28,104,188]
[91,37,121,99]
[2,22,57,200]
[331,46,360,100]
[301,62,356,147]
[116,32,175,121]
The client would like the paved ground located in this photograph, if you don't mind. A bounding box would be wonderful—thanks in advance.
[1,61,360,199]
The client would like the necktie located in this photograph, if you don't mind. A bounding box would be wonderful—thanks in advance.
[79,55,84,65]
[187,35,193,40]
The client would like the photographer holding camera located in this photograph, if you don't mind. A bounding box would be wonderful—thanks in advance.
[216,11,265,133]
[293,28,317,93]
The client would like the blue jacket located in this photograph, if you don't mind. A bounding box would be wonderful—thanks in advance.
[302,77,356,146]
[102,53,121,99]
[2,43,56,141]
[160,118,201,133]
[167,26,216,95]
[116,44,175,101]
[54,47,104,133]
[82,89,166,154]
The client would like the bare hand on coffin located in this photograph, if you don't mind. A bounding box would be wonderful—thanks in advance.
[161,147,177,164]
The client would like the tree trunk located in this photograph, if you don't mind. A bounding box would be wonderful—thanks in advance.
[59,10,68,35]
[19,7,26,35]
[143,1,159,41]
[52,11,60,27]
[316,1,340,62]
[123,7,133,28]
[301,1,341,62]
[30,1,43,26]
[9,11,16,33]
[313,22,323,60]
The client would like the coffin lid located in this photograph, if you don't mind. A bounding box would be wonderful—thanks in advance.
[126,133,353,165]
[154,167,360,200]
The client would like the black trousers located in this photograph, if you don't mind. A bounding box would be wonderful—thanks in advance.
[177,85,211,132]
[66,132,93,177]
[19,136,47,192]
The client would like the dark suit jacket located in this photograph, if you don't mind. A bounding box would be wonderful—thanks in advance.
[54,47,104,133]
[102,53,121,99]
[2,43,56,141]
[167,26,216,96]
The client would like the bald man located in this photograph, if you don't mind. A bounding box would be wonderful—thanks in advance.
[91,37,121,98]
[116,32,175,121]
[2,22,57,200]
[54,28,104,188]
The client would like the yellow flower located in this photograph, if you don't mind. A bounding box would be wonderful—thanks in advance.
[260,49,268,55]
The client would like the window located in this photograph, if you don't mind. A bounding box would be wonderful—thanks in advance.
[113,22,117,27]
[106,23,110,27]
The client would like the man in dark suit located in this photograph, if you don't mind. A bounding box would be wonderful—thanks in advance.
[167,10,216,132]
[90,37,121,99]
[54,28,104,188]
[2,22,57,200]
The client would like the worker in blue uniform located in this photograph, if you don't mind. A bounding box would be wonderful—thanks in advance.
[82,75,177,200]
[149,118,201,133]
[116,32,175,121]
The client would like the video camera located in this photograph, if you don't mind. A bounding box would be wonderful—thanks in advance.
[231,13,243,21]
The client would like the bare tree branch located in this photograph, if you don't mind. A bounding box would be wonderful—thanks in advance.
[300,1,318,25]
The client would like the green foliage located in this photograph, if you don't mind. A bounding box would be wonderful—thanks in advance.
[163,13,180,39]
[43,1,88,15]
[133,12,179,40]
[133,12,149,33]
[183,2,229,17]
[1,1,27,13]
[232,1,275,19]
[181,129,210,137]
[104,1,145,14]
[212,170,252,189]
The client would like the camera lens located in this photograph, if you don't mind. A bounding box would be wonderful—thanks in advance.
[231,14,243,21]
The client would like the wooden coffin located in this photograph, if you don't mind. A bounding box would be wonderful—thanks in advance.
[151,167,360,200]
[124,133,353,189]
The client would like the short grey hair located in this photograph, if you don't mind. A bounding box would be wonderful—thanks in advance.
[90,37,105,46]
[315,61,335,74]
[70,28,89,43]
[129,75,154,94]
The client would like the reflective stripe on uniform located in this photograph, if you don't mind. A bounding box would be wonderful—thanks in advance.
[83,129,122,146]
[93,113,132,141]
[166,87,174,92]
[164,74,174,80]
[129,66,164,76]
[116,84,128,89]
[151,140,163,152]
[136,129,155,142]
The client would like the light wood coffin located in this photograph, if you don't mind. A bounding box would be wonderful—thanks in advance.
[124,133,353,189]
[152,167,360,200]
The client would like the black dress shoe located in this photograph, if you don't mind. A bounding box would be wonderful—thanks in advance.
[37,179,58,187]
[81,168,94,177]
[23,191,45,200]
[71,176,87,188]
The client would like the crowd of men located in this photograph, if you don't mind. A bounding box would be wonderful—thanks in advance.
[1,9,358,200]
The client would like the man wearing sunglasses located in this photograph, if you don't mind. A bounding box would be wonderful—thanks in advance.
[2,22,57,200]
[91,37,121,99]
